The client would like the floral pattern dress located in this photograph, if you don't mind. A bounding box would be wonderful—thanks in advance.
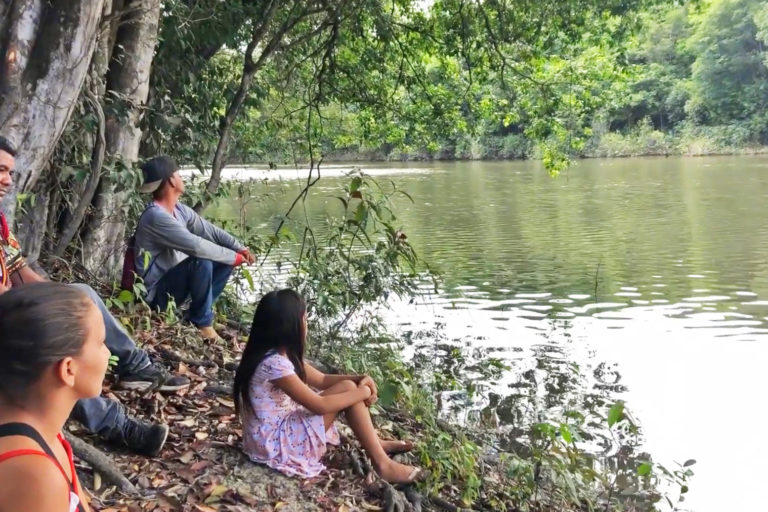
[242,352,340,478]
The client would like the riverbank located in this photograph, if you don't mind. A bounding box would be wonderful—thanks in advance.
[69,295,518,512]
[47,245,690,511]
[310,128,768,163]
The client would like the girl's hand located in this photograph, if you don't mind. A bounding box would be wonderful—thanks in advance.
[358,382,373,400]
[360,375,378,407]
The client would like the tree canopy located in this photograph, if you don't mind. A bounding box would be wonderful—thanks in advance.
[7,0,754,276]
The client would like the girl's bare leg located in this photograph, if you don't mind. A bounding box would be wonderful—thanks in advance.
[319,380,419,483]
[344,400,419,483]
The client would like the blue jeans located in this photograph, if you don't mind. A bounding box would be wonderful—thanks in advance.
[69,283,151,437]
[149,257,233,327]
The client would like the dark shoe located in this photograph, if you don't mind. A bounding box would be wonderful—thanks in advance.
[116,362,190,392]
[107,417,169,457]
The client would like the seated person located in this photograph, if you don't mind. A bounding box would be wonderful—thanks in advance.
[133,156,255,341]
[0,136,187,456]
[233,289,425,483]
[0,283,111,512]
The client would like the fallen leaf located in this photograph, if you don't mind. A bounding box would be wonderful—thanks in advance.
[190,460,212,472]
[178,450,196,464]
[216,397,235,408]
[207,485,229,499]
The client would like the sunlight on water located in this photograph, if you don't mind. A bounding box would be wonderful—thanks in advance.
[211,156,768,512]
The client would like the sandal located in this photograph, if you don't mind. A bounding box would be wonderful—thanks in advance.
[405,467,429,483]
[375,464,430,484]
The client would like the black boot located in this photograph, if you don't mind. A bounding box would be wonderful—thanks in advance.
[106,417,169,457]
[116,362,190,392]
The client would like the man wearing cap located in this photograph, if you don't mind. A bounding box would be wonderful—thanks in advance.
[134,156,255,340]
[0,135,189,456]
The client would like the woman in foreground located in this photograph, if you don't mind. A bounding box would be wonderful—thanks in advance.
[0,283,111,512]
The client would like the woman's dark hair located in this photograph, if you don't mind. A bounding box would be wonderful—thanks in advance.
[0,283,93,405]
[233,289,307,414]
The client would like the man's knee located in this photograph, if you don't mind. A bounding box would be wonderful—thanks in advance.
[190,257,213,274]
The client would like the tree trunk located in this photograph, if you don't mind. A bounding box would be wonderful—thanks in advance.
[0,0,105,225]
[53,0,115,257]
[14,174,51,263]
[79,0,161,279]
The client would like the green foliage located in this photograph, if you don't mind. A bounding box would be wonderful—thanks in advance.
[591,0,768,155]
[287,172,426,334]
[687,0,768,128]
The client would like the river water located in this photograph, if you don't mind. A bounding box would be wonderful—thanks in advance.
[210,156,768,512]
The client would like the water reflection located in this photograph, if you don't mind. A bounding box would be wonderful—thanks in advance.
[209,156,768,512]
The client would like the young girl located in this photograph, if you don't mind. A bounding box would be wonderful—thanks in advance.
[0,283,111,512]
[234,289,425,483]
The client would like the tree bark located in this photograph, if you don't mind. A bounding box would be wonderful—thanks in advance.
[14,175,51,263]
[0,0,105,224]
[53,0,115,257]
[79,0,161,278]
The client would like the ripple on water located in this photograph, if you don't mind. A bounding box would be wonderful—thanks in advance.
[567,302,626,314]
[682,295,732,302]
[523,305,553,312]
[516,292,552,298]
[519,311,548,319]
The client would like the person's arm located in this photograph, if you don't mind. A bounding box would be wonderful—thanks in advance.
[305,362,364,389]
[142,208,240,265]
[272,373,371,415]
[179,204,246,253]
[0,456,71,512]
[304,363,378,406]
[10,265,46,285]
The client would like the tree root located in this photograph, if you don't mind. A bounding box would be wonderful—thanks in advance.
[203,383,233,396]
[368,480,412,512]
[156,347,219,368]
[404,487,423,512]
[428,494,479,512]
[225,318,249,335]
[350,450,366,477]
[63,432,139,495]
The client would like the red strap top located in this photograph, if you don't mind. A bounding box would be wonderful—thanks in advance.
[0,433,79,492]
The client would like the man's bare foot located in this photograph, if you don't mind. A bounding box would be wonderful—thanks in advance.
[380,439,414,454]
[374,459,428,484]
[198,325,223,341]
